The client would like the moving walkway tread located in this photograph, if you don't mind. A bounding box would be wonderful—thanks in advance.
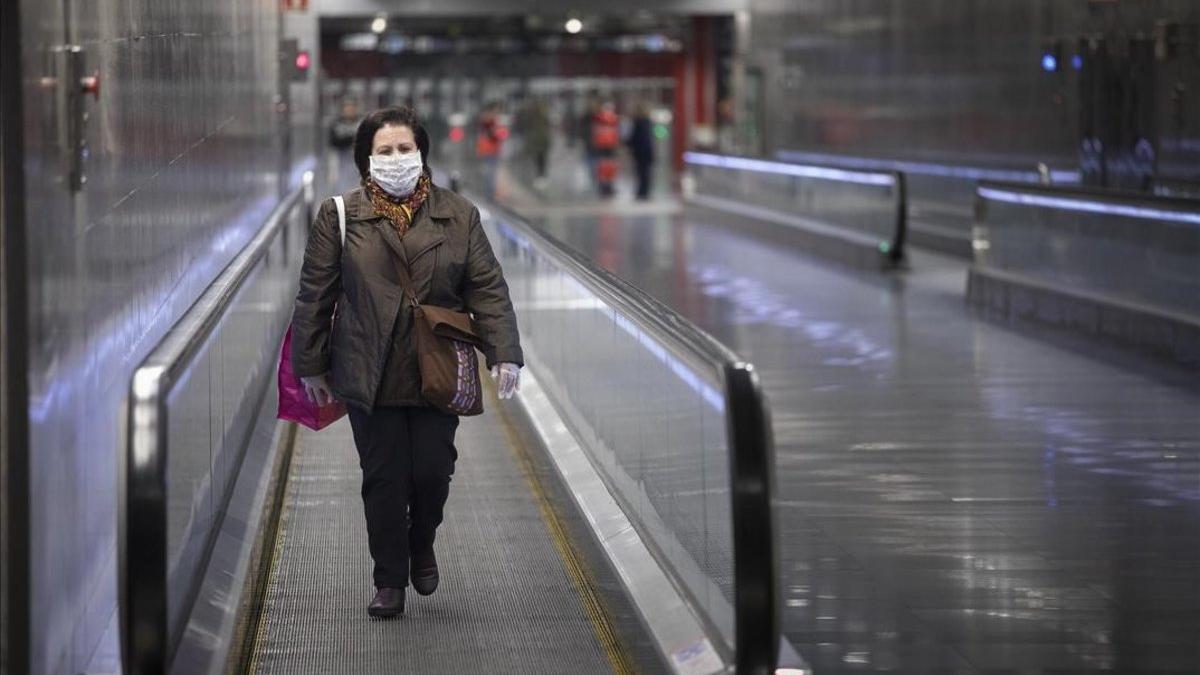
[247,390,651,674]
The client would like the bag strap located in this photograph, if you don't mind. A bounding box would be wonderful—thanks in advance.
[386,232,482,342]
[333,195,346,246]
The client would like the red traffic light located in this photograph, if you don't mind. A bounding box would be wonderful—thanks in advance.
[295,50,311,71]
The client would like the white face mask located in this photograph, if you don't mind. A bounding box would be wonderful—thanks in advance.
[369,151,423,197]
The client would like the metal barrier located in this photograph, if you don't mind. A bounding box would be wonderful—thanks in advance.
[121,173,314,674]
[776,149,1082,185]
[970,181,1200,365]
[480,198,784,673]
[776,149,1082,257]
[684,151,907,268]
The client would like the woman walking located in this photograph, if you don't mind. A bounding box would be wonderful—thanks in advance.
[289,106,523,618]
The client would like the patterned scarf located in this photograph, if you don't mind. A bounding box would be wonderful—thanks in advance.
[365,171,432,238]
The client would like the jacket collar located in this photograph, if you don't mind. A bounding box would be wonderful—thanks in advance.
[344,183,449,266]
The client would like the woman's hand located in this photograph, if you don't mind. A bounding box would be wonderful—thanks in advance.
[300,374,336,407]
[490,363,520,400]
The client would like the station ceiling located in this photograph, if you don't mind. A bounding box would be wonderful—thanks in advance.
[321,14,690,41]
[315,0,748,17]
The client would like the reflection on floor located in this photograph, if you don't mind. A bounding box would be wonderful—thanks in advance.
[494,160,1200,674]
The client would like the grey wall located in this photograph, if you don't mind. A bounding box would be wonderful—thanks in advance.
[745,0,1200,173]
[16,0,289,671]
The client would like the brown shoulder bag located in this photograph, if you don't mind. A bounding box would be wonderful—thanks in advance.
[393,258,487,416]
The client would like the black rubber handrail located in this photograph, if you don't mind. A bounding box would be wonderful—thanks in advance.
[479,196,782,674]
[890,171,909,264]
[1,1,32,672]
[725,364,781,675]
[121,175,313,675]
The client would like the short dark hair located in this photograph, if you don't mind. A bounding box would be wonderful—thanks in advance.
[353,106,430,181]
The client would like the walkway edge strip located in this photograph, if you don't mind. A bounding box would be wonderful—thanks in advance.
[509,365,729,675]
[240,421,299,675]
[489,375,639,675]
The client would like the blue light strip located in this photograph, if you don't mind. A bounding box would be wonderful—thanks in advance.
[978,186,1200,226]
[777,149,1082,184]
[684,151,894,187]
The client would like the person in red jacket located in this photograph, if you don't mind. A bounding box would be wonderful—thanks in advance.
[591,102,620,197]
[475,101,507,198]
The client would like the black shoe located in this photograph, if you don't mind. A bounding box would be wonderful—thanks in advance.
[411,550,439,596]
[368,587,405,618]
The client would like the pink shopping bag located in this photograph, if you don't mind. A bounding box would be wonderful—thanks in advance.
[277,325,346,430]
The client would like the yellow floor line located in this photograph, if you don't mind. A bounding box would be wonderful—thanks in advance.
[487,377,641,675]
[244,424,300,675]
[245,381,637,674]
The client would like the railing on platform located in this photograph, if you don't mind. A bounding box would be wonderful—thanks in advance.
[685,151,907,268]
[479,197,784,674]
[970,181,1200,366]
[776,149,1083,257]
[121,173,314,675]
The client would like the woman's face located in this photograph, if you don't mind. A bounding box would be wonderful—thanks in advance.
[372,124,417,158]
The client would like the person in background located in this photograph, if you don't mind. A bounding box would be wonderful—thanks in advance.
[516,98,551,189]
[716,97,739,154]
[475,101,507,198]
[326,100,361,185]
[579,95,600,184]
[329,100,360,151]
[422,109,449,162]
[591,101,621,197]
[626,103,655,200]
[291,106,523,619]
[564,92,580,148]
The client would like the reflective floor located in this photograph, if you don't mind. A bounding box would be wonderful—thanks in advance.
[494,161,1200,673]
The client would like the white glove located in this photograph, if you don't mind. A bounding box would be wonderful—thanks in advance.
[490,362,520,400]
[300,374,336,407]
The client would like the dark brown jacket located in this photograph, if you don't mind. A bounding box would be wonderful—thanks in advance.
[290,183,522,411]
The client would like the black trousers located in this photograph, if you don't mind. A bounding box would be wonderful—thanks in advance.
[347,406,459,589]
[634,159,652,199]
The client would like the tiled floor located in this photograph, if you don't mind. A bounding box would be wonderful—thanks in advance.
[500,169,1200,673]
